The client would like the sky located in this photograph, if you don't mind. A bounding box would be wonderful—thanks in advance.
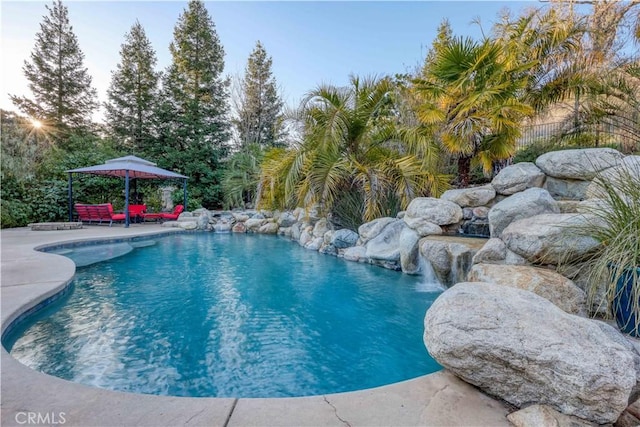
[1,1,541,122]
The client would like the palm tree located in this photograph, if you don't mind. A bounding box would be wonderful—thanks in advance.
[221,143,263,209]
[412,37,534,187]
[257,75,449,228]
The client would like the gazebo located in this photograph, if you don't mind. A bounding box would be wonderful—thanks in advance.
[66,155,188,227]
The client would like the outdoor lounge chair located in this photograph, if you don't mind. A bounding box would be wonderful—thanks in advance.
[75,203,125,226]
[143,204,184,222]
[127,204,147,223]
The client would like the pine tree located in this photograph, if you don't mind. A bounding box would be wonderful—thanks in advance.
[105,21,159,155]
[154,0,230,208]
[422,19,453,76]
[234,41,285,148]
[10,0,97,136]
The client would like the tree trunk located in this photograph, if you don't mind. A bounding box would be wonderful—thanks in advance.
[458,155,472,188]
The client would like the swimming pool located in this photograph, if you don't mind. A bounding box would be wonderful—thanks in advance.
[4,233,442,398]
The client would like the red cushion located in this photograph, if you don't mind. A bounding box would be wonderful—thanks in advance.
[111,213,126,221]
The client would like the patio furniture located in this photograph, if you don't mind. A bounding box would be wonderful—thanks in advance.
[128,204,147,223]
[75,203,125,226]
[143,205,184,222]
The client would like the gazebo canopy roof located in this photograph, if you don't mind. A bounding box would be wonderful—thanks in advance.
[67,155,187,179]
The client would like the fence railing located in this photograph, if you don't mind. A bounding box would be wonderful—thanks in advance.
[516,115,639,153]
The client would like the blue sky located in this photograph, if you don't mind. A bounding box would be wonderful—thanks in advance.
[1,1,540,121]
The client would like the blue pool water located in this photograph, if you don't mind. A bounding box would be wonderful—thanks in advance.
[5,233,442,398]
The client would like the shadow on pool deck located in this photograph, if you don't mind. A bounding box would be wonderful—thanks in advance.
[0,226,511,427]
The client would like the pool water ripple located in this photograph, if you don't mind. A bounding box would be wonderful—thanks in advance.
[5,233,442,397]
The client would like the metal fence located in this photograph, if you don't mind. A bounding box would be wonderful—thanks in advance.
[516,115,639,153]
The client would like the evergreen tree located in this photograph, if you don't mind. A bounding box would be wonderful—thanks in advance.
[10,0,97,136]
[153,0,230,208]
[234,41,285,148]
[105,21,159,155]
[422,19,453,75]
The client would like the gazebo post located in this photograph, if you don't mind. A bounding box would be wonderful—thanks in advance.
[125,170,130,228]
[68,173,73,222]
[183,179,187,210]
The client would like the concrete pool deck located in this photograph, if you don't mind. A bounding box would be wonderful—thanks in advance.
[1,226,512,426]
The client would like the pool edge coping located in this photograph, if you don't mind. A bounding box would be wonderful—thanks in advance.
[1,226,512,427]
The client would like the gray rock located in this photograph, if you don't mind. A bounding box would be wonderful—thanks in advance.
[535,148,624,180]
[277,212,297,227]
[472,206,489,219]
[232,213,250,222]
[196,214,210,230]
[343,245,367,262]
[312,218,332,238]
[299,226,313,247]
[358,217,396,244]
[419,236,487,286]
[507,405,596,427]
[178,221,198,230]
[258,222,278,234]
[330,229,359,249]
[441,184,496,208]
[399,227,421,274]
[231,222,246,233]
[468,263,587,315]
[213,222,232,233]
[278,226,292,237]
[501,213,600,264]
[544,176,591,200]
[245,218,266,232]
[462,208,473,220]
[471,238,527,266]
[424,282,637,424]
[404,197,463,228]
[491,162,546,195]
[488,188,559,238]
[365,219,407,262]
[290,222,303,241]
[585,155,640,199]
[304,236,323,251]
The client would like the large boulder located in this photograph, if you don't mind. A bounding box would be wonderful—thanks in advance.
[365,219,407,263]
[535,148,624,180]
[213,222,233,233]
[358,217,396,245]
[312,218,332,238]
[507,405,596,427]
[231,222,246,233]
[467,263,587,315]
[245,218,266,232]
[543,177,591,200]
[277,212,297,228]
[399,227,421,274]
[501,213,600,264]
[258,222,278,234]
[343,245,367,262]
[471,238,527,266]
[419,236,486,286]
[440,184,496,208]
[488,188,559,238]
[586,155,640,199]
[491,162,546,195]
[404,198,461,235]
[424,282,638,424]
[304,236,323,251]
[330,229,359,249]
